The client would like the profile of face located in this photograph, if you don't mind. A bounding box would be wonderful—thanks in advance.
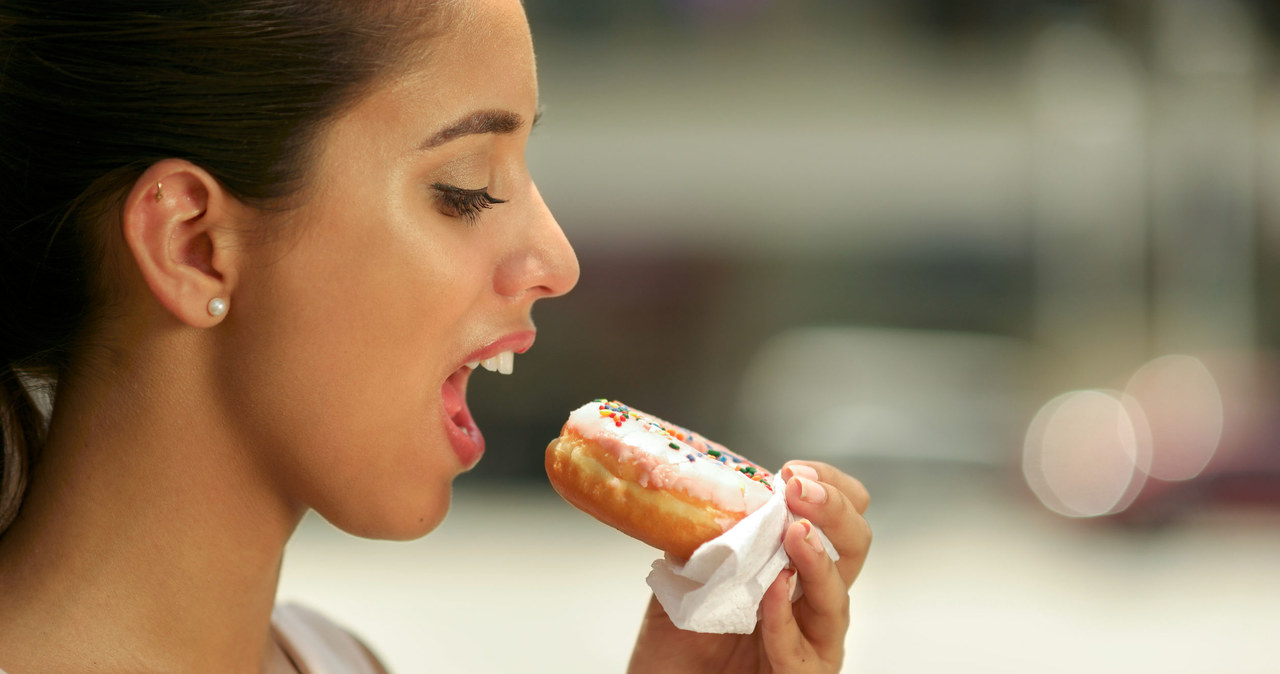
[217,0,578,539]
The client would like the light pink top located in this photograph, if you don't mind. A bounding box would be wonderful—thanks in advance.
[272,603,387,674]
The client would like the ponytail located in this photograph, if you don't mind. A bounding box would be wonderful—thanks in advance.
[0,366,45,535]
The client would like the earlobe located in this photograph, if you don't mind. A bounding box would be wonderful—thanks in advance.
[122,160,240,327]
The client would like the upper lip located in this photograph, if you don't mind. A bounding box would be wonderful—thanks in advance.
[459,330,536,370]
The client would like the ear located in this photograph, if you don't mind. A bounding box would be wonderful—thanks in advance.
[121,160,244,328]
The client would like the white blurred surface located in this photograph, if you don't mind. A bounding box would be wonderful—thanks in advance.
[277,475,1280,673]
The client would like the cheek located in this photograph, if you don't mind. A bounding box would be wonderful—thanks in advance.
[247,213,473,391]
[218,292,455,538]
[216,227,486,537]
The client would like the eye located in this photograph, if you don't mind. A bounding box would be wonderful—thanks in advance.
[432,182,507,224]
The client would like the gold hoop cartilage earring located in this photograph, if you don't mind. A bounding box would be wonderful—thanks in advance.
[155,181,164,202]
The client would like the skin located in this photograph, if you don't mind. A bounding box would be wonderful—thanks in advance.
[0,0,871,672]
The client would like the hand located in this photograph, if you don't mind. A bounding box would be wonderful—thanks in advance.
[626,461,872,674]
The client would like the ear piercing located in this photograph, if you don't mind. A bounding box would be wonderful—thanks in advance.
[207,297,228,317]
[155,181,164,202]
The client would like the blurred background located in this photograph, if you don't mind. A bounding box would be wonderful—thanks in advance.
[278,0,1280,671]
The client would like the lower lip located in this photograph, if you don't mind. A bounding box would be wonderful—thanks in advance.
[442,374,485,470]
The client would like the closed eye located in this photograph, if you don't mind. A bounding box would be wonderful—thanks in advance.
[432,183,507,224]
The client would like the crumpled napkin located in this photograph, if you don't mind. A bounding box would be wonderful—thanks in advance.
[645,473,839,634]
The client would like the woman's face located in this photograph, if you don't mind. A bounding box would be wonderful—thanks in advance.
[222,0,578,539]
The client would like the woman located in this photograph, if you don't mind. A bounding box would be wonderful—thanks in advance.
[0,1,871,672]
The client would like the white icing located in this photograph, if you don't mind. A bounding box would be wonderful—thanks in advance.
[565,401,774,514]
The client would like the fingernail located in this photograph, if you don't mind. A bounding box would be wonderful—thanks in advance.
[785,568,798,596]
[801,519,825,555]
[796,476,827,504]
[782,463,819,482]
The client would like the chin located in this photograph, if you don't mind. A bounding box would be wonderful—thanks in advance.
[321,478,455,541]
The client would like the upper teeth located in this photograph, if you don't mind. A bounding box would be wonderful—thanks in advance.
[469,351,515,375]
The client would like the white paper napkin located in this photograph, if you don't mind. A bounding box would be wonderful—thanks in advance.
[645,473,839,634]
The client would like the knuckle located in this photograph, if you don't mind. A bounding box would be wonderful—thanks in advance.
[848,477,870,511]
[855,514,873,553]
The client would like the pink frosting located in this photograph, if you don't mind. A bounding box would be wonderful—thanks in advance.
[565,400,774,515]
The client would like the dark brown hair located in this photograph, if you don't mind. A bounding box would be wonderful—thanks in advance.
[0,1,441,533]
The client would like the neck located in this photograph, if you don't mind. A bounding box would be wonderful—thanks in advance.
[0,332,302,672]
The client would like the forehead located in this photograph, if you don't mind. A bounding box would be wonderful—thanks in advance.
[320,0,538,161]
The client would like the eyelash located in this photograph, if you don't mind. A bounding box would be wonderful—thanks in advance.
[431,182,507,224]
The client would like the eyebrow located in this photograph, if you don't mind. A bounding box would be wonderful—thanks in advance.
[417,108,540,150]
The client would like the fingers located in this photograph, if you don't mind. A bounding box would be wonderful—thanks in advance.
[782,461,870,514]
[761,462,865,672]
[759,568,817,671]
[780,461,873,589]
[760,521,849,672]
[784,518,850,652]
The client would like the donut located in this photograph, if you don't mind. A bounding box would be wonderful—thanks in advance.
[545,399,774,560]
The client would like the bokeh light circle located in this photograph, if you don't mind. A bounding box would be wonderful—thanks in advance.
[1023,390,1145,517]
[1123,355,1223,481]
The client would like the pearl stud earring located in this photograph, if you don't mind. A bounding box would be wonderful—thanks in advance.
[207,297,228,317]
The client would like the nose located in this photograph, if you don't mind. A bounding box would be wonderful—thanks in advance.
[493,182,579,301]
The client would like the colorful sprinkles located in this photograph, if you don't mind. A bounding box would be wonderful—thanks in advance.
[591,398,774,491]
[596,398,632,427]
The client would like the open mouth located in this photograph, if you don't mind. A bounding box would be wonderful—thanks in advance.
[441,350,519,469]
